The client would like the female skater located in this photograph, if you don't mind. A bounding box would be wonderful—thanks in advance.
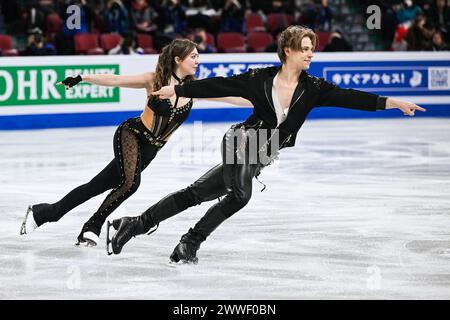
[19,38,250,246]
[109,26,426,263]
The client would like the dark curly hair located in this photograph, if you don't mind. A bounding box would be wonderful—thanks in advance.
[152,39,197,91]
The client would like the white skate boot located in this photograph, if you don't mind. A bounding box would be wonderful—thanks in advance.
[78,231,100,247]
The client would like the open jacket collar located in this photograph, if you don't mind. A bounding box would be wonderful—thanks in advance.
[263,66,308,117]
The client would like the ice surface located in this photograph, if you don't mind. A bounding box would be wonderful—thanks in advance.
[1,118,450,299]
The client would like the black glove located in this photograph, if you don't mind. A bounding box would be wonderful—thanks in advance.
[58,75,82,88]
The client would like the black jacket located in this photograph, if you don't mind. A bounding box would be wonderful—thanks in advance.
[175,66,387,148]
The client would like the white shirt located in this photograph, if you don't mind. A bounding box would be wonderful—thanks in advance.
[272,72,289,126]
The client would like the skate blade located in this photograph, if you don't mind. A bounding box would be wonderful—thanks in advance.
[19,220,27,236]
[106,220,113,255]
[19,206,33,236]
[168,259,198,267]
[169,252,198,265]
[74,241,97,248]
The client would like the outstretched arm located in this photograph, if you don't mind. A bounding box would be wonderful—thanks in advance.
[316,78,426,115]
[57,72,154,91]
[152,71,253,100]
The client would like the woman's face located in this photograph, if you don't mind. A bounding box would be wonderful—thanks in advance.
[176,48,200,76]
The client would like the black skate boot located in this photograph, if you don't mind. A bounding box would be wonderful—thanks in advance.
[105,216,158,255]
[170,228,206,264]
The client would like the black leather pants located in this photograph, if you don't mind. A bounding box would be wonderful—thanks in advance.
[142,125,261,239]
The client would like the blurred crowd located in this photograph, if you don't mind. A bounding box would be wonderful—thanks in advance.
[363,0,449,50]
[0,0,338,55]
[0,0,448,56]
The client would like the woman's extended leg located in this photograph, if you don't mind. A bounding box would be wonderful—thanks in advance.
[77,122,157,245]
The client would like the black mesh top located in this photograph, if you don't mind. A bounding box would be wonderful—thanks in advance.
[146,94,193,143]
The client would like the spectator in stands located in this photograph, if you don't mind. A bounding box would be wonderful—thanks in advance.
[109,30,144,54]
[267,0,295,14]
[404,13,434,50]
[315,0,334,32]
[396,0,423,24]
[161,0,188,34]
[20,2,47,35]
[0,0,20,34]
[221,0,246,33]
[297,0,318,30]
[322,30,353,51]
[430,30,449,49]
[38,0,56,17]
[380,2,399,50]
[130,0,158,33]
[193,28,217,53]
[104,0,130,35]
[24,27,57,56]
[425,0,450,42]
[392,23,409,51]
[183,0,216,30]
[56,0,95,55]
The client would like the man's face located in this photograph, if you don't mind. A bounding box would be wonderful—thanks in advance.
[284,37,314,70]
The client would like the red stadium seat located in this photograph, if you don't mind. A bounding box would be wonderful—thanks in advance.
[205,32,215,47]
[247,32,274,52]
[246,13,265,33]
[46,13,63,44]
[267,13,293,34]
[74,33,104,55]
[137,34,157,54]
[316,31,331,51]
[217,32,246,53]
[100,33,123,53]
[46,13,63,33]
[0,35,19,56]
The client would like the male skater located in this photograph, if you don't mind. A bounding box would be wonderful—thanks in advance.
[107,25,426,263]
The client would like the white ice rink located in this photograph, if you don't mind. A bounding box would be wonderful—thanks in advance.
[1,118,450,299]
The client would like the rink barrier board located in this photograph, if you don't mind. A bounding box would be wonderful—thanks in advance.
[0,52,449,129]
[0,104,448,130]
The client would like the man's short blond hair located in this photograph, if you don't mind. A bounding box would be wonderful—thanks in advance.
[277,25,317,63]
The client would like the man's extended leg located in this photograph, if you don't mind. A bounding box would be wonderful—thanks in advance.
[109,163,229,254]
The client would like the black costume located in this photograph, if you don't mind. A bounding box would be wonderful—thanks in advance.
[111,66,387,262]
[31,74,193,243]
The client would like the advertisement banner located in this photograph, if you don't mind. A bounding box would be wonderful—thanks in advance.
[0,52,449,129]
[0,64,119,107]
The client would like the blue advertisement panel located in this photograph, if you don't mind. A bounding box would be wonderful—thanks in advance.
[195,60,450,97]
